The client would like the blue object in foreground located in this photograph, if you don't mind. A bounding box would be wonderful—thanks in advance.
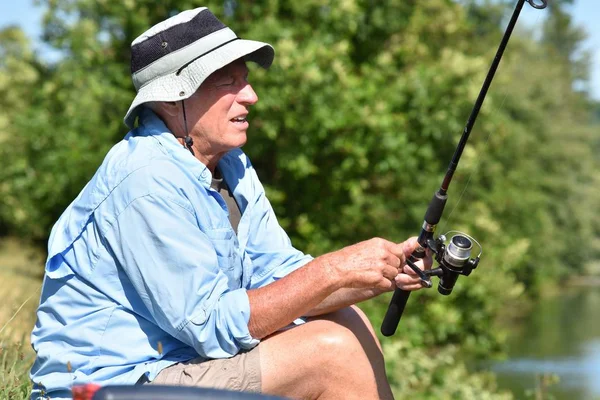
[93,385,288,400]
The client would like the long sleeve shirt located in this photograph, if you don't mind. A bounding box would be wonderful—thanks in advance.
[29,109,312,399]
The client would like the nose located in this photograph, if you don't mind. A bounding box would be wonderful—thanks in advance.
[237,83,258,106]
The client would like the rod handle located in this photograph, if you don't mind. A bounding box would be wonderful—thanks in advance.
[381,288,411,336]
[381,251,425,336]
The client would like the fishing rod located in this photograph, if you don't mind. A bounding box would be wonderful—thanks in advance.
[381,0,547,337]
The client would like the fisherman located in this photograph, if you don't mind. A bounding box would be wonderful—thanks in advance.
[30,7,431,400]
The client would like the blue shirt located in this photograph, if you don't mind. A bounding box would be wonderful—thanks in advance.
[30,109,312,399]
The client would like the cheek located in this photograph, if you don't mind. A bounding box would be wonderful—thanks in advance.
[194,109,219,132]
[189,92,235,134]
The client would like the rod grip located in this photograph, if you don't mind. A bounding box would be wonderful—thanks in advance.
[381,251,425,336]
[381,288,411,336]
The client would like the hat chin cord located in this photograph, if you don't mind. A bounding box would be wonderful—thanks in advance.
[181,100,195,156]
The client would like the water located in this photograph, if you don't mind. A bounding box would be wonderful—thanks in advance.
[491,285,600,399]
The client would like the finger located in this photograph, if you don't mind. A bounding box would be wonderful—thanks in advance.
[395,274,429,291]
[402,264,416,275]
[397,282,426,291]
[395,273,422,286]
[423,255,434,270]
[377,278,397,292]
[402,259,427,275]
[385,242,407,264]
[400,236,420,257]
[384,253,402,269]
[382,265,399,281]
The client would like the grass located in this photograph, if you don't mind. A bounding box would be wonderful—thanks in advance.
[0,238,42,400]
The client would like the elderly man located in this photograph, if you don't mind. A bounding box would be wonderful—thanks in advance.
[30,7,430,400]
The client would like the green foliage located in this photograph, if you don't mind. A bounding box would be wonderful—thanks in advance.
[0,0,599,398]
[382,340,513,399]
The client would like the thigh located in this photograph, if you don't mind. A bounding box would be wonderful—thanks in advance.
[151,348,261,393]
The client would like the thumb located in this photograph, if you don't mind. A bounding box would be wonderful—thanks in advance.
[401,236,421,258]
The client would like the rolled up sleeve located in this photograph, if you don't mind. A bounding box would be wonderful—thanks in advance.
[102,192,258,359]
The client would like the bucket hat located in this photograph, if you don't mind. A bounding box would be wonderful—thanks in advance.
[124,7,274,129]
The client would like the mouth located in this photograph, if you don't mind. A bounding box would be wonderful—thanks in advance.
[230,115,248,125]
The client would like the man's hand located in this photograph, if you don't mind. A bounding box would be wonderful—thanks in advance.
[394,237,433,291]
[319,236,432,292]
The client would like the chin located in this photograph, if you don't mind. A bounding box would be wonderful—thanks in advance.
[221,140,246,153]
[232,134,248,148]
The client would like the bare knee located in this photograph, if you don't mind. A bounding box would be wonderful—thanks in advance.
[307,309,385,379]
[311,319,364,363]
[319,306,383,353]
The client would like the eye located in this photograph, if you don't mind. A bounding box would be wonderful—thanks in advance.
[216,79,235,87]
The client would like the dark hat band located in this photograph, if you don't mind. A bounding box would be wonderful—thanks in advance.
[131,9,226,74]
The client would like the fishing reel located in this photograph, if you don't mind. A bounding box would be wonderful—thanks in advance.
[405,231,482,296]
[381,230,483,336]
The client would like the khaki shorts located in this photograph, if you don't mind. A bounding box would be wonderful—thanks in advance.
[149,347,261,393]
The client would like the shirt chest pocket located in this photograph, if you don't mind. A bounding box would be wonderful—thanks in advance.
[206,228,241,277]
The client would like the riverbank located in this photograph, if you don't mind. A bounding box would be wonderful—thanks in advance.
[566,275,600,287]
[491,284,600,400]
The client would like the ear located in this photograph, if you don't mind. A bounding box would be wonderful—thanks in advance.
[160,101,180,118]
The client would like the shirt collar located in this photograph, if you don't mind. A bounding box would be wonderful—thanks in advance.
[134,107,213,187]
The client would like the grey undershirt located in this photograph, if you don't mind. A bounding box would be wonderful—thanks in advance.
[211,169,241,235]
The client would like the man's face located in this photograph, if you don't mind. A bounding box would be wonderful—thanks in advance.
[186,60,258,158]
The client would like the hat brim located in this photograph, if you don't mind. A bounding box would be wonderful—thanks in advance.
[124,39,274,129]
